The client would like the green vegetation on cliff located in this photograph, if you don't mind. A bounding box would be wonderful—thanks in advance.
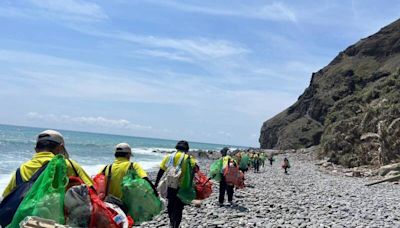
[260,19,400,167]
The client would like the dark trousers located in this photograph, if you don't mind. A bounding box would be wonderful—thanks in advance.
[219,176,234,204]
[167,187,184,228]
[254,161,260,172]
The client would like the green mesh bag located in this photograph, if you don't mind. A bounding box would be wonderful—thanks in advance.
[209,159,223,181]
[121,167,163,224]
[239,155,250,170]
[7,155,68,228]
[177,158,196,204]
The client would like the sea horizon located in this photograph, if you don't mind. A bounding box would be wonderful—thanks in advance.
[0,123,250,150]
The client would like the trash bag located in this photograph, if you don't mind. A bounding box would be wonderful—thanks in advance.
[93,172,107,200]
[121,169,163,224]
[65,184,92,227]
[7,155,68,228]
[223,163,241,187]
[239,155,250,170]
[236,171,245,189]
[157,153,184,199]
[282,159,291,169]
[105,202,134,228]
[177,158,196,204]
[209,159,223,182]
[105,195,129,215]
[0,162,49,228]
[88,187,120,228]
[194,170,212,200]
[67,175,86,190]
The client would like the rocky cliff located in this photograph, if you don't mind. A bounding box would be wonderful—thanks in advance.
[260,18,400,167]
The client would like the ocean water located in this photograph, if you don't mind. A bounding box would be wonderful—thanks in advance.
[0,124,238,194]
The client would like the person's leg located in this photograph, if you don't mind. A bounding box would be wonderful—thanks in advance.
[227,184,234,202]
[219,177,227,204]
[173,198,185,228]
[167,187,179,227]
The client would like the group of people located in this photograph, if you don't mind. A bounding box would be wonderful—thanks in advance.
[233,151,291,174]
[0,129,291,228]
[0,130,238,228]
[0,130,194,227]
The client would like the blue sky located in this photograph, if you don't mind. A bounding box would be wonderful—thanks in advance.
[0,0,399,147]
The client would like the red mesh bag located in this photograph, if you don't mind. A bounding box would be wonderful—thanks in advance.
[67,176,84,189]
[93,173,107,200]
[223,164,241,186]
[88,187,119,228]
[194,170,212,200]
[236,171,245,189]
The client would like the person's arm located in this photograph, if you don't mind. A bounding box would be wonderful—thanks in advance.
[2,172,17,198]
[154,169,165,188]
[154,155,169,187]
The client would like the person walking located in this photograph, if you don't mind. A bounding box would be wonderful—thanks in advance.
[282,157,291,174]
[2,130,94,198]
[98,143,157,200]
[1,130,94,227]
[154,140,196,228]
[218,147,236,206]
[268,153,274,166]
[253,153,260,173]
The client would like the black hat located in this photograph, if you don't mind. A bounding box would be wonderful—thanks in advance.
[176,140,189,152]
[220,147,229,155]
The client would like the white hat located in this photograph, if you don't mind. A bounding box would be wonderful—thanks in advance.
[37,130,69,158]
[115,143,132,154]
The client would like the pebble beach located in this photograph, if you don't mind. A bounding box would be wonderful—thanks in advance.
[143,153,400,227]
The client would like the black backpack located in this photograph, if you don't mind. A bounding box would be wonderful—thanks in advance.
[0,162,49,227]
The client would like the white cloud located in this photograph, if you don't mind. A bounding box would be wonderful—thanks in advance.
[0,7,31,19]
[1,49,298,146]
[71,28,248,60]
[0,0,107,22]
[252,2,296,22]
[28,0,107,19]
[27,112,152,130]
[133,49,193,62]
[0,49,95,67]
[143,1,297,22]
[0,49,298,114]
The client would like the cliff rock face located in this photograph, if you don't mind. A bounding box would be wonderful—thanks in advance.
[260,19,400,166]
